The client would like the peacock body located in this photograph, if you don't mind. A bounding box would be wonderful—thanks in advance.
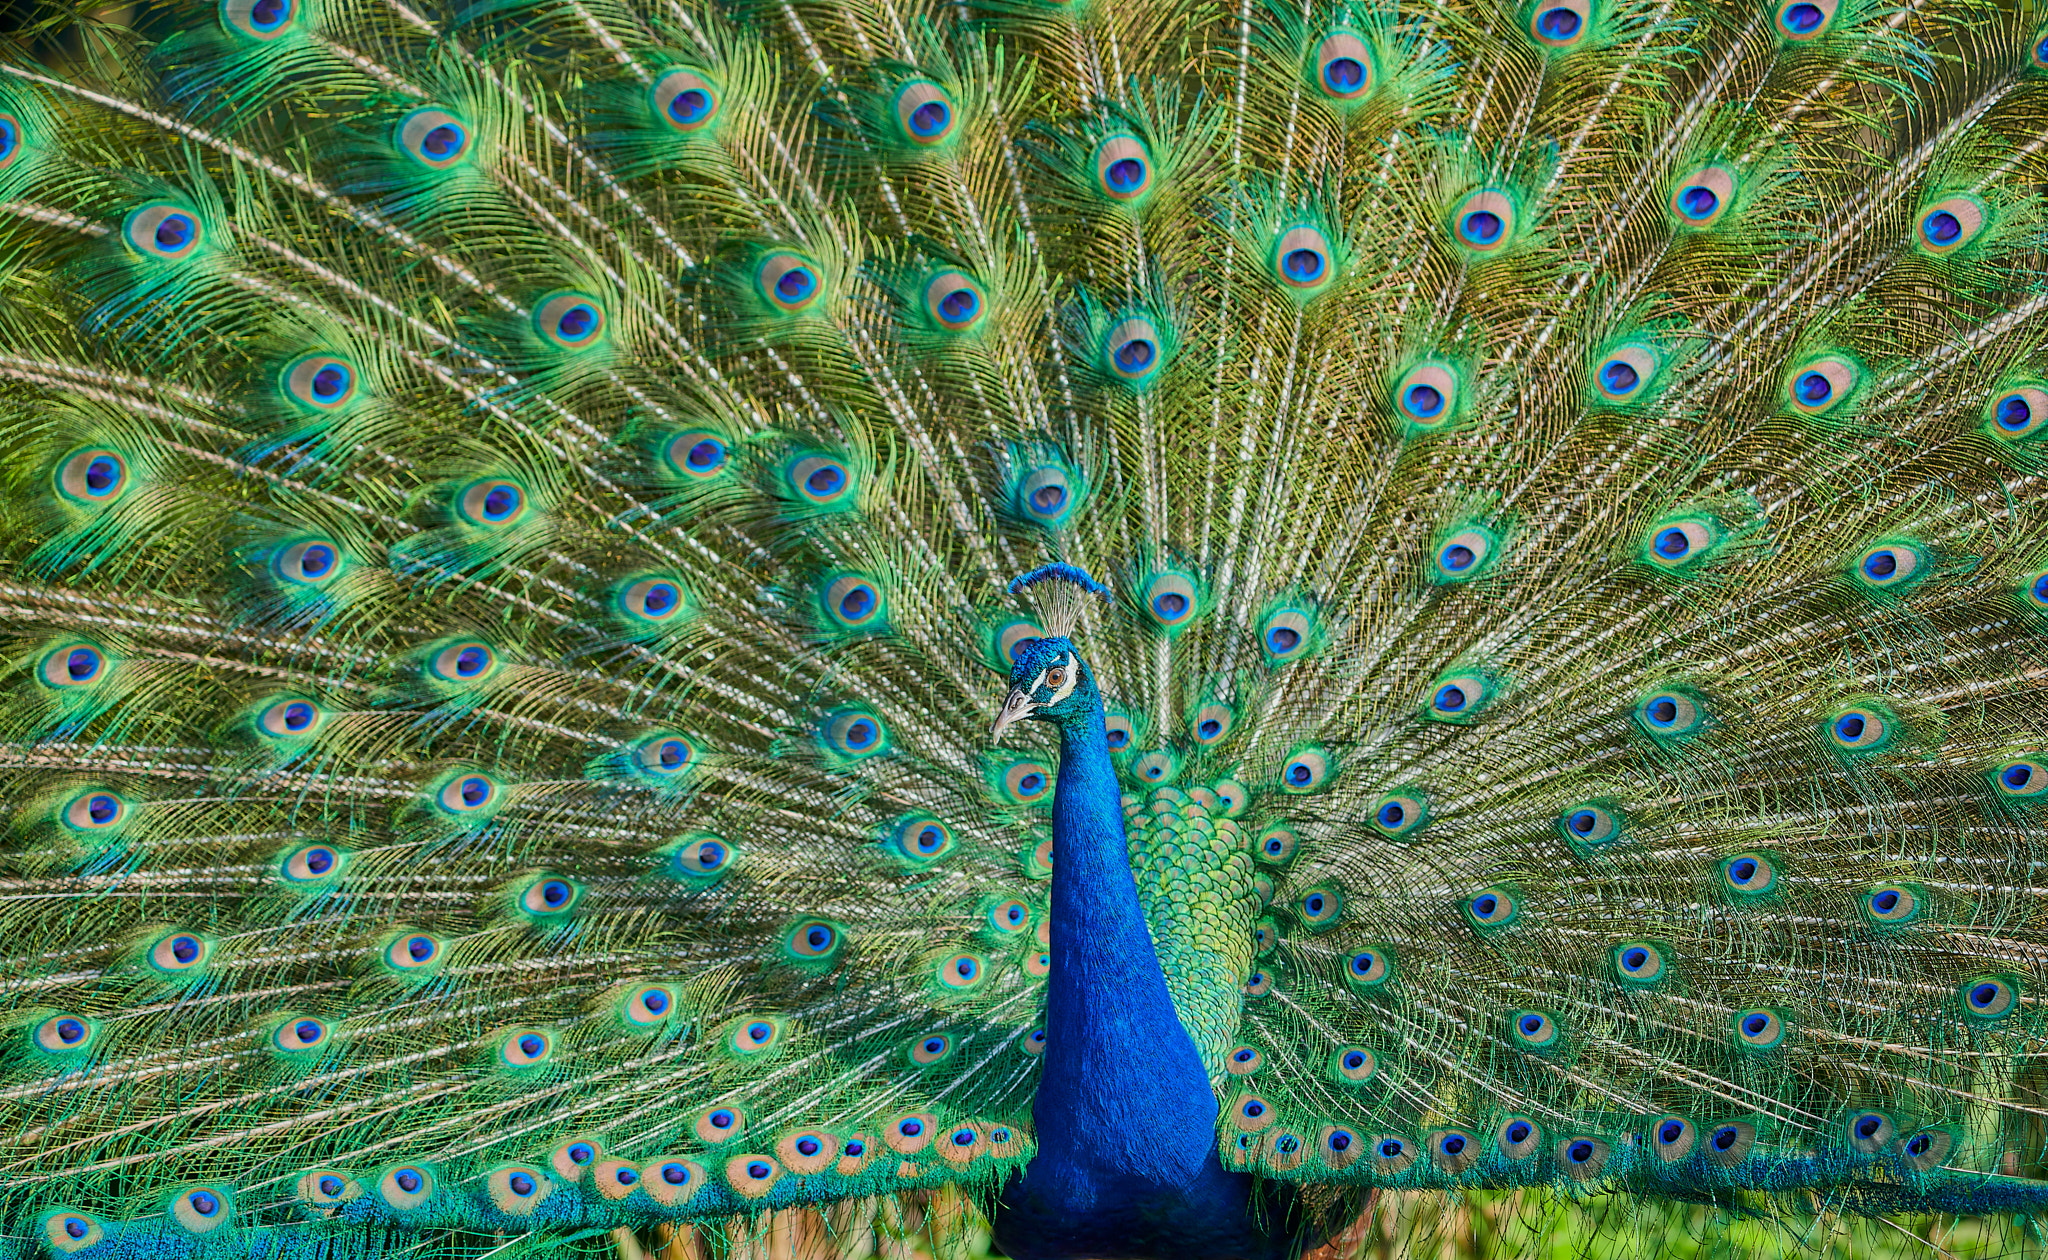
[3,0,2048,1251]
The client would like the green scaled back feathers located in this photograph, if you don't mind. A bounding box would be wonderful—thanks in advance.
[5,0,2048,1253]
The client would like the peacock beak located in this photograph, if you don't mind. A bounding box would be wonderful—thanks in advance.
[991,688,1036,743]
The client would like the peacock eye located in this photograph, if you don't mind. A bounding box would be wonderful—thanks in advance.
[1047,669,1065,688]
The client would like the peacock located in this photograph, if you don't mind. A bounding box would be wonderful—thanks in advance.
[4,0,2048,1250]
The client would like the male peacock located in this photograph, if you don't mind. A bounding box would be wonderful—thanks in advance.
[2,0,2048,1251]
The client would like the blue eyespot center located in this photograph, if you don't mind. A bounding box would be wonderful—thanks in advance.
[1623,948,1649,971]
[84,456,121,493]
[1654,528,1690,558]
[1434,684,1467,712]
[2004,764,2035,790]
[1105,158,1146,192]
[1783,1,1823,32]
[1324,57,1364,91]
[284,701,316,731]
[295,1020,323,1043]
[1379,1138,1404,1158]
[839,585,874,619]
[1730,858,1758,883]
[1567,1140,1594,1163]
[806,926,832,949]
[1874,890,1899,912]
[1350,953,1375,975]
[1378,802,1405,827]
[1678,185,1718,219]
[1836,714,1866,741]
[1971,983,2000,1007]
[299,544,334,577]
[1601,360,1640,393]
[1267,626,1301,653]
[1926,211,1960,243]
[1646,698,1677,725]
[641,990,668,1014]
[909,101,950,137]
[541,880,569,907]
[615,1168,638,1184]
[1282,248,1325,282]
[846,1139,866,1155]
[190,1191,219,1215]
[664,1163,689,1183]
[421,123,464,159]
[482,486,520,520]
[1537,6,1581,37]
[508,1173,534,1196]
[1403,384,1443,417]
[1116,338,1157,371]
[687,439,725,469]
[670,89,710,124]
[745,1161,770,1179]
[568,1144,593,1163]
[398,1170,424,1193]
[797,1137,820,1156]
[56,1018,85,1043]
[1712,1127,1738,1151]
[68,648,101,680]
[171,936,199,963]
[710,1110,734,1129]
[1461,210,1503,244]
[1344,1051,1365,1068]
[1659,1121,1684,1143]
[407,936,435,961]
[1520,1014,1545,1035]
[156,213,196,252]
[806,465,844,496]
[518,1035,544,1057]
[1907,1134,1932,1156]
[1856,1116,1882,1139]
[1568,810,1597,834]
[1797,371,1832,403]
[1999,396,2033,430]
[777,268,817,303]
[319,1175,343,1196]
[311,364,350,402]
[1440,544,1475,571]
[1864,550,1897,579]
[748,1021,772,1041]
[1473,895,1498,917]
[1507,1122,1531,1143]
[1743,1014,1769,1036]
[900,1118,925,1136]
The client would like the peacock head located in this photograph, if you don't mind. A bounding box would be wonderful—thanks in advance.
[992,635,1099,741]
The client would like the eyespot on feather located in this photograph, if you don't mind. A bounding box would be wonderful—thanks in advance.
[907,1032,954,1066]
[59,788,128,833]
[662,428,730,479]
[785,452,857,507]
[123,203,203,260]
[455,478,530,529]
[1393,362,1459,428]
[776,1130,838,1174]
[295,1170,362,1216]
[1705,1122,1757,1166]
[1497,1116,1543,1161]
[485,1166,553,1216]
[1732,1008,1786,1050]
[1450,189,1517,252]
[1643,517,1716,569]
[434,770,501,816]
[1650,1115,1696,1162]
[1330,1045,1377,1084]
[1296,885,1343,931]
[894,80,957,146]
[495,1026,554,1071]
[1668,165,1735,228]
[1635,688,1704,738]
[257,696,326,742]
[549,1138,602,1182]
[53,448,131,506]
[1104,317,1166,385]
[39,640,112,689]
[1852,542,1925,591]
[1775,0,1838,41]
[618,982,678,1029]
[884,1113,937,1154]
[1845,1111,1896,1154]
[281,354,358,412]
[272,538,345,586]
[1896,1129,1953,1172]
[1785,355,1859,416]
[1426,672,1494,722]
[1188,700,1235,745]
[220,0,297,39]
[395,107,471,170]
[1509,1009,1561,1051]
[1557,1136,1611,1180]
[170,1187,234,1234]
[934,950,988,994]
[1280,746,1335,794]
[1612,939,1668,986]
[1254,825,1298,867]
[651,68,720,133]
[1092,135,1153,203]
[822,708,888,759]
[377,1166,434,1212]
[1592,343,1660,401]
[643,1157,706,1206]
[1368,1135,1418,1176]
[381,930,446,974]
[1271,225,1335,294]
[888,816,954,866]
[147,930,212,975]
[533,291,606,350]
[1720,851,1779,897]
[1825,704,1893,754]
[694,1103,748,1145]
[427,639,498,684]
[1368,790,1428,838]
[1527,0,1591,47]
[518,874,582,918]
[1462,886,1516,931]
[999,758,1053,803]
[1558,803,1621,846]
[633,732,697,779]
[724,1154,782,1198]
[1343,947,1394,990]
[32,1012,97,1055]
[923,270,985,333]
[1432,528,1496,582]
[757,252,824,314]
[785,918,845,963]
[268,1015,329,1056]
[1312,30,1375,100]
[592,1159,644,1200]
[1992,758,2047,799]
[1142,570,1201,628]
[1960,975,2019,1020]
[821,573,885,630]
[1916,195,1986,254]
[1430,1130,1480,1174]
[1985,385,2048,442]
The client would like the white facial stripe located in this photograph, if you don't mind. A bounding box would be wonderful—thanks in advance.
[1027,668,1049,698]
[1048,653,1080,706]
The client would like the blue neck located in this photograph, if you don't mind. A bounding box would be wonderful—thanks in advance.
[996,703,1283,1259]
